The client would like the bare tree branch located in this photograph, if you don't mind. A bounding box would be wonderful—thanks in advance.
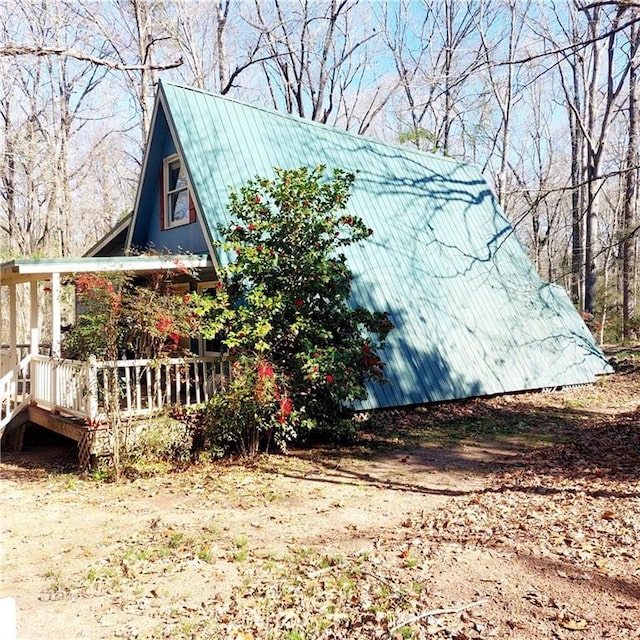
[0,45,183,72]
[495,15,640,66]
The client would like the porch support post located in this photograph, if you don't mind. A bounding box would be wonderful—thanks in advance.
[8,282,17,369]
[51,272,62,359]
[30,279,40,357]
[0,283,4,349]
[86,356,99,424]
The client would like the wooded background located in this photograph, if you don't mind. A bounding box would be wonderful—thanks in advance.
[1,0,638,343]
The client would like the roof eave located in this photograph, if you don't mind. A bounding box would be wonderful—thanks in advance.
[84,213,133,257]
[0,254,212,285]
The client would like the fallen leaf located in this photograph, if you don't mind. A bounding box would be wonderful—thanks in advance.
[559,618,589,631]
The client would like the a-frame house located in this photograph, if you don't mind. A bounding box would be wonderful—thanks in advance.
[119,81,610,408]
[1,81,611,465]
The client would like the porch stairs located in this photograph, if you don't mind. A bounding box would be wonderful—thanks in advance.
[0,355,93,467]
[1,355,31,436]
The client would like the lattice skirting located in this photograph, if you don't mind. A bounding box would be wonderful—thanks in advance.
[78,430,95,470]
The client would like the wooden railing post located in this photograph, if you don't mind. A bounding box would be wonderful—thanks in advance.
[86,356,99,425]
[50,358,58,414]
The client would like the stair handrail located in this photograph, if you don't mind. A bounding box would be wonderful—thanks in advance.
[0,353,32,431]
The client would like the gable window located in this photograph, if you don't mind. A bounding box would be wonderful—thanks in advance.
[163,154,191,229]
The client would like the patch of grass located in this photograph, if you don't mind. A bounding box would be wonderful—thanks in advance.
[43,568,69,595]
[125,459,173,477]
[357,401,579,452]
[203,521,221,536]
[233,548,248,562]
[403,554,419,568]
[428,413,557,445]
[197,546,212,563]
[111,524,222,574]
[89,467,109,482]
[232,535,249,562]
[607,346,640,364]
[336,574,355,594]
[167,531,185,548]
[62,475,78,490]
[411,581,427,594]
[290,546,315,564]
[319,554,344,569]
[82,564,120,591]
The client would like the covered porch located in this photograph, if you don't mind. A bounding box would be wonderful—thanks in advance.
[0,255,229,467]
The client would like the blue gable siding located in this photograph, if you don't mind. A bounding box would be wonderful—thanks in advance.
[130,105,209,255]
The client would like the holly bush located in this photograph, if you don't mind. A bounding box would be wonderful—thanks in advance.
[194,166,393,452]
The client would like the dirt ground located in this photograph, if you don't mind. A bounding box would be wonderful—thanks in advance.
[1,360,639,639]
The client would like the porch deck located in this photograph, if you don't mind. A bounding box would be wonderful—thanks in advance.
[1,353,230,468]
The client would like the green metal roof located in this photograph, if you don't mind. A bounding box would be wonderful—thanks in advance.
[158,81,611,409]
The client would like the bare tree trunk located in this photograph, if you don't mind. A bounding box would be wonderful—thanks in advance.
[0,90,16,253]
[583,8,601,317]
[570,74,584,306]
[442,0,454,153]
[478,0,524,210]
[131,0,159,141]
[622,16,639,341]
[216,0,230,91]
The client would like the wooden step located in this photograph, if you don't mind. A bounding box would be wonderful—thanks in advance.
[27,405,88,442]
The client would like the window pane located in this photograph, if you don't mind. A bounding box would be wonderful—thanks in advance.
[170,190,189,222]
[168,159,187,192]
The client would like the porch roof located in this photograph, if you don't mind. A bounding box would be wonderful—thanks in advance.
[0,254,212,285]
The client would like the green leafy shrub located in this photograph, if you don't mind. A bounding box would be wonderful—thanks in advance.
[193,166,393,455]
[202,356,297,457]
[124,415,194,463]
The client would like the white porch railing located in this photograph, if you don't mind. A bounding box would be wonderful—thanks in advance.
[0,354,31,431]
[29,354,231,424]
[1,344,49,370]
[1,345,30,374]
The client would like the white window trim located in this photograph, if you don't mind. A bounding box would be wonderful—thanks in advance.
[163,154,190,230]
